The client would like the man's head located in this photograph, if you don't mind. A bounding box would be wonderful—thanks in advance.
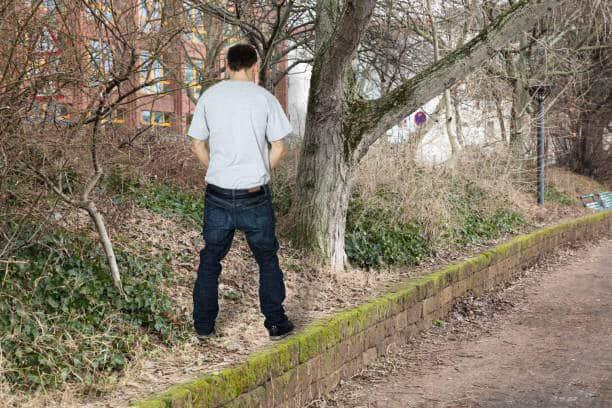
[227,44,259,82]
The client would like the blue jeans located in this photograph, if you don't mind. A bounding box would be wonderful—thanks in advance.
[193,183,288,334]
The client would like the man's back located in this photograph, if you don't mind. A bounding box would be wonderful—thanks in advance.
[188,80,292,189]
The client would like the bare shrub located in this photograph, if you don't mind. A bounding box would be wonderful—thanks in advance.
[547,166,608,197]
[353,140,533,242]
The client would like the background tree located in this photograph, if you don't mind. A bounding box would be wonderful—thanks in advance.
[292,0,565,269]
[544,0,612,181]
[185,0,316,92]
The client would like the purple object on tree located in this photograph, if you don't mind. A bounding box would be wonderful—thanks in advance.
[414,111,427,126]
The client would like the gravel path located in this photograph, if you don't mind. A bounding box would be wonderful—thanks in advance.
[319,239,612,408]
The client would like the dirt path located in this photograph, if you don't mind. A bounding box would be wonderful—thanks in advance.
[320,239,612,408]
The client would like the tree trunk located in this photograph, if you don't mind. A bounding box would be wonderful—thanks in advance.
[567,96,612,180]
[451,89,466,146]
[494,92,508,143]
[509,81,530,150]
[564,46,612,181]
[259,64,274,92]
[294,0,565,267]
[427,0,460,154]
[292,0,375,270]
[444,89,460,153]
[505,33,532,152]
[294,124,352,268]
[85,201,126,297]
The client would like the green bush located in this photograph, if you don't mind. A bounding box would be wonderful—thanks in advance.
[345,199,430,268]
[106,169,203,224]
[457,209,525,244]
[0,227,185,390]
[134,183,203,223]
[270,182,293,216]
[267,164,294,217]
[544,185,575,206]
[443,178,525,245]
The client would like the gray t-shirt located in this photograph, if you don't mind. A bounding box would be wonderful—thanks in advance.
[187,79,293,189]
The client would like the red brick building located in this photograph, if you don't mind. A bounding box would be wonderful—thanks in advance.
[30,0,288,135]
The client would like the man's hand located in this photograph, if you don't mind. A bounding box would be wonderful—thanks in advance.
[191,139,210,170]
[269,139,286,171]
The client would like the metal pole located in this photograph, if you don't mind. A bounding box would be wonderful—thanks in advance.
[537,98,545,205]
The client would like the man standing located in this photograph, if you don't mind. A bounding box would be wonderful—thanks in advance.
[187,44,294,341]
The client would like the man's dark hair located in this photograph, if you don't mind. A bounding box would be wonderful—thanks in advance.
[227,44,258,71]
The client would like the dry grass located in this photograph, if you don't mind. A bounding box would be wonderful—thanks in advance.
[353,141,532,241]
[547,166,608,197]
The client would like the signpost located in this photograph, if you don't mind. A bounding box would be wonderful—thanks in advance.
[528,83,554,206]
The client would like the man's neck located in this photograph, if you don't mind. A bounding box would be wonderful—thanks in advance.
[228,70,252,82]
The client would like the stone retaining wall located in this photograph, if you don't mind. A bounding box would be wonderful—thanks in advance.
[134,211,612,408]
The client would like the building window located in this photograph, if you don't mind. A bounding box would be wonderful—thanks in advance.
[101,108,126,124]
[139,51,168,94]
[141,110,172,127]
[34,0,57,13]
[32,102,71,124]
[218,55,227,77]
[140,0,162,32]
[30,56,61,96]
[54,104,72,122]
[35,28,57,52]
[113,108,126,124]
[87,39,113,85]
[183,2,206,42]
[184,58,203,96]
[85,0,113,21]
[223,23,240,45]
[31,55,60,76]
[141,110,151,125]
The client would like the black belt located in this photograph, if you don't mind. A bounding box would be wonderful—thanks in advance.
[206,183,266,198]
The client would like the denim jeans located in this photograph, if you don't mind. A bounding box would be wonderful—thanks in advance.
[193,183,288,334]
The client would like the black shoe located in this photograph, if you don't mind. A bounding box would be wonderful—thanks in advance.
[195,327,217,341]
[267,320,294,341]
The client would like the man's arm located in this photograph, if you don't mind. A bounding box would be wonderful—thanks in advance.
[265,92,292,172]
[191,139,210,170]
[269,139,286,171]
